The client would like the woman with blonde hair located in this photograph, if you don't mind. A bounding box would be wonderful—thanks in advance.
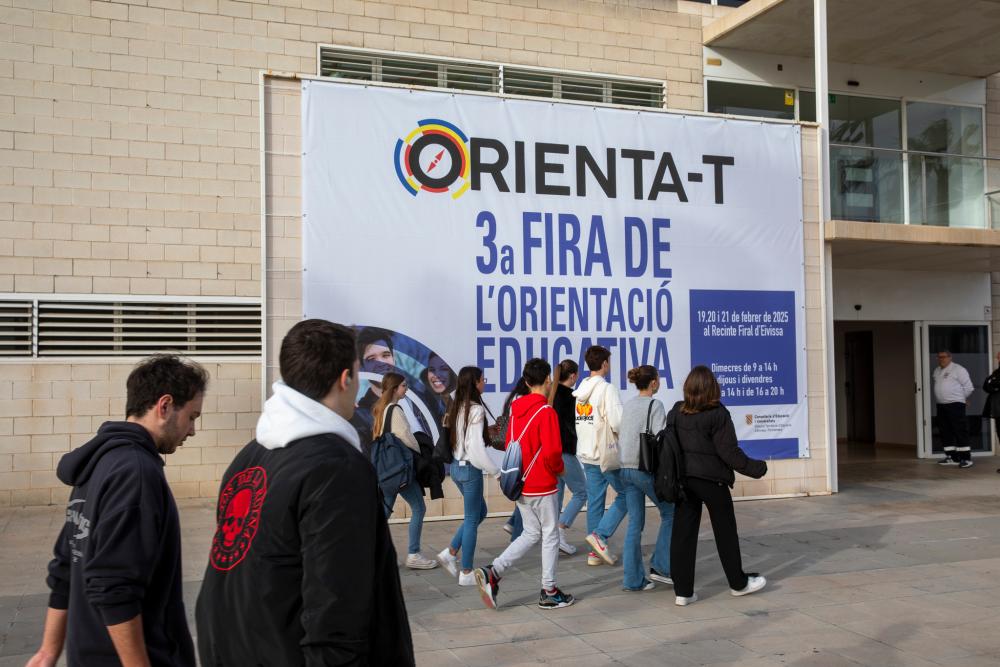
[372,372,438,570]
[670,365,767,606]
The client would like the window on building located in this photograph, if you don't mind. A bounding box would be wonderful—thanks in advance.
[906,102,984,228]
[319,47,664,108]
[827,95,904,224]
[706,80,795,120]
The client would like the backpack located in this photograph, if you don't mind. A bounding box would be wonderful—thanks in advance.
[498,404,550,501]
[653,402,685,504]
[370,405,415,513]
[413,431,445,500]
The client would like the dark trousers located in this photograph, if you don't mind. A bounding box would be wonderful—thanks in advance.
[670,477,749,598]
[937,402,971,462]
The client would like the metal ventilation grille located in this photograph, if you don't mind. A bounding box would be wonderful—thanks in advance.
[318,47,663,108]
[0,301,33,356]
[320,48,498,93]
[35,301,261,357]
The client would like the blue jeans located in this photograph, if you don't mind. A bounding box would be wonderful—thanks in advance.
[584,462,626,538]
[557,454,586,528]
[619,468,673,590]
[449,462,488,571]
[384,481,426,555]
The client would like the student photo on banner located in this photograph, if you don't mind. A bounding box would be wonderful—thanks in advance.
[350,325,457,451]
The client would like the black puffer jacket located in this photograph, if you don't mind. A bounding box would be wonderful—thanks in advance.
[675,404,767,487]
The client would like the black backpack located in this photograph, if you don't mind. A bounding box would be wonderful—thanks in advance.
[653,402,686,504]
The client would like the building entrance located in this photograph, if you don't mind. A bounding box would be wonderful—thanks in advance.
[835,320,995,462]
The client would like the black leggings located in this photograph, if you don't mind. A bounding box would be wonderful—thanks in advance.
[670,477,749,597]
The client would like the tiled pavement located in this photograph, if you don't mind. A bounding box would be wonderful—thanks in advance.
[4,448,1000,666]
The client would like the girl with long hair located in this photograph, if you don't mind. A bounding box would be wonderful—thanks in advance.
[671,365,768,605]
[436,366,499,585]
[547,359,586,555]
[372,372,438,570]
[600,365,674,591]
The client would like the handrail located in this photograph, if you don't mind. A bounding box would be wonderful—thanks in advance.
[829,143,1000,162]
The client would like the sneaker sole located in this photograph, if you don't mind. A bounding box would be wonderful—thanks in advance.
[649,575,673,585]
[474,570,497,610]
[406,561,439,570]
[731,579,767,597]
[539,599,575,609]
[585,535,616,565]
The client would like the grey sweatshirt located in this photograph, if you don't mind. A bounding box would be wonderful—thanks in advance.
[618,396,667,469]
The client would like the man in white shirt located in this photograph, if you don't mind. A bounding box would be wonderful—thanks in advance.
[932,350,975,468]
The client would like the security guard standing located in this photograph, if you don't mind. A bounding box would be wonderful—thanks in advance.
[933,350,975,468]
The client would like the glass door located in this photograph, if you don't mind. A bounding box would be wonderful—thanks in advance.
[918,323,993,457]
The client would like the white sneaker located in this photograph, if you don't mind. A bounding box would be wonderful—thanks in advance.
[405,553,439,570]
[436,548,458,577]
[585,532,617,565]
[731,574,766,597]
[458,570,477,586]
[558,527,577,555]
[675,593,698,606]
[587,551,602,566]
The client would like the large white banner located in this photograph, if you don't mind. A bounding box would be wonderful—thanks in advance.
[302,79,808,459]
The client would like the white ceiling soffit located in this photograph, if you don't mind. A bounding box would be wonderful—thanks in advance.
[704,0,1000,78]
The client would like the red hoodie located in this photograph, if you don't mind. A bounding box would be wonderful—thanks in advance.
[504,393,564,497]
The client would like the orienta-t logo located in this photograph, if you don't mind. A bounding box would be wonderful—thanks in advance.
[394,118,470,199]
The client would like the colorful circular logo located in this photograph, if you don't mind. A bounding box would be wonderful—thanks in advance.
[394,119,470,199]
[210,466,267,571]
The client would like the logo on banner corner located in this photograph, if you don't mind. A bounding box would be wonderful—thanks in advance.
[394,119,470,199]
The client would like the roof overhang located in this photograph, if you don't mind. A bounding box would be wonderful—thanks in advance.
[829,220,1000,272]
[705,0,1000,78]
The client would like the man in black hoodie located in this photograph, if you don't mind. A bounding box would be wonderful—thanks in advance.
[27,355,208,667]
[195,319,414,666]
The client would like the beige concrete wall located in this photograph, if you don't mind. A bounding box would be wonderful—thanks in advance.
[1,0,723,297]
[264,77,831,514]
[0,360,260,506]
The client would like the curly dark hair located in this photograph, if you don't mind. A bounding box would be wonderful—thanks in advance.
[125,355,209,418]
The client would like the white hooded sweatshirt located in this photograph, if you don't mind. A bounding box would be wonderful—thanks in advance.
[255,381,361,452]
[573,375,623,465]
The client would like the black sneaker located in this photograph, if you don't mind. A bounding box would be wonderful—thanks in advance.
[475,566,500,610]
[959,459,974,469]
[649,568,673,585]
[538,587,575,609]
[937,456,958,466]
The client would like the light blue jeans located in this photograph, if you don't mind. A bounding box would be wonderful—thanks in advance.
[618,467,673,590]
[584,462,627,538]
[384,481,426,555]
[449,461,488,571]
[557,454,587,528]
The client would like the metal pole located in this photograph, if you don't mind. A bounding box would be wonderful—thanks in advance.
[814,0,838,493]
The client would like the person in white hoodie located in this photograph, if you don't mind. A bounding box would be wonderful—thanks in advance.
[372,372,438,570]
[195,318,414,665]
[574,345,627,566]
[436,367,499,585]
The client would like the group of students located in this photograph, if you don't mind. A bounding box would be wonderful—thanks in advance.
[29,319,770,667]
[376,343,771,610]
